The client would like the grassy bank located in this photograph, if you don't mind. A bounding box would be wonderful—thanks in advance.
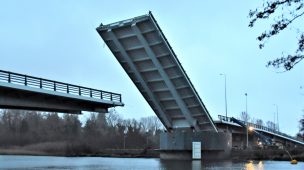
[0,142,159,158]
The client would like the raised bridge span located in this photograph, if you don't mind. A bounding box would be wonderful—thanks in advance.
[97,12,216,132]
[0,70,123,114]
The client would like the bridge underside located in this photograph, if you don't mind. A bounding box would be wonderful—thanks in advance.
[97,12,217,132]
[0,70,123,114]
[0,86,112,114]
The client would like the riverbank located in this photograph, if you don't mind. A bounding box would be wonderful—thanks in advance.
[0,148,159,158]
[1,143,304,161]
[0,142,159,158]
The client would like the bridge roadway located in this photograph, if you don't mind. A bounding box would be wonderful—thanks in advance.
[0,70,124,114]
[216,115,304,148]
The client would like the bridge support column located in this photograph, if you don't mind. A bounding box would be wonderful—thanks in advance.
[160,129,232,160]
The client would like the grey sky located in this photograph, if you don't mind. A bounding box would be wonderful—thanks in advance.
[1,1,303,135]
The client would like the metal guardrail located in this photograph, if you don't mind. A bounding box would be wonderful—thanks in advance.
[0,70,122,103]
[218,115,297,141]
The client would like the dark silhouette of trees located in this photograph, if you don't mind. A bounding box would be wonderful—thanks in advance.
[0,109,162,155]
[298,115,304,140]
[249,0,304,70]
[256,119,264,126]
[239,111,250,122]
[266,121,276,130]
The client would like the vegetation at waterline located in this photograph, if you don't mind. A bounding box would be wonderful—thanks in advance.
[0,109,162,156]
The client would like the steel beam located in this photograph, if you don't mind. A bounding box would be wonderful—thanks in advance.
[131,24,199,130]
[106,29,173,129]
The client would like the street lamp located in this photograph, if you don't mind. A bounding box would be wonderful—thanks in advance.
[220,73,228,119]
[274,104,279,131]
[146,130,149,147]
[123,129,127,149]
[245,93,248,149]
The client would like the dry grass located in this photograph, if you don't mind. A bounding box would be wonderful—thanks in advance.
[0,141,76,156]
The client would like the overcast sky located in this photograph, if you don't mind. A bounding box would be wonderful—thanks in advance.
[1,1,303,135]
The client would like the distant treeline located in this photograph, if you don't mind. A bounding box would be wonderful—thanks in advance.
[0,109,163,155]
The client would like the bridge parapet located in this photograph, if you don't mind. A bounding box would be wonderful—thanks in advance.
[0,70,122,103]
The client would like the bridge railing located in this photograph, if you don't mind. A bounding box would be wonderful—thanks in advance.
[0,70,122,103]
[218,115,297,141]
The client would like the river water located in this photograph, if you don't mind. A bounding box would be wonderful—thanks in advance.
[0,155,303,170]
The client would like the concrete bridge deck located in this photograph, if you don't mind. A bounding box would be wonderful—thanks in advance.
[0,70,124,114]
[216,115,304,147]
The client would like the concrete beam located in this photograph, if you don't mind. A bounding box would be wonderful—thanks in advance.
[0,85,115,113]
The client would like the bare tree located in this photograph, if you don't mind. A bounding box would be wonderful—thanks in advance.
[256,119,264,126]
[105,109,122,127]
[249,0,304,70]
[140,116,163,134]
[298,115,304,140]
[239,111,250,123]
[266,121,276,130]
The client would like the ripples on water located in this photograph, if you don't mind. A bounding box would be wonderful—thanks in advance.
[0,155,303,170]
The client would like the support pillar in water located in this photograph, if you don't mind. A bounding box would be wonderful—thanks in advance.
[160,129,232,160]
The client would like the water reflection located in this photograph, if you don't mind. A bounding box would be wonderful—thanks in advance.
[191,160,201,170]
[257,161,264,169]
[160,160,270,170]
[0,155,303,170]
[159,160,238,170]
[245,161,264,170]
[245,161,255,170]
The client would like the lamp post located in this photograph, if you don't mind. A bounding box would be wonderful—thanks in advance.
[274,104,279,131]
[220,73,228,119]
[123,134,126,149]
[245,93,248,149]
[123,129,127,150]
[146,131,149,147]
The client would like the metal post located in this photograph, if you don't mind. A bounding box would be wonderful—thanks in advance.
[274,104,279,131]
[40,79,42,88]
[146,131,149,147]
[220,74,228,119]
[8,73,11,83]
[277,105,279,131]
[123,135,125,149]
[123,129,127,150]
[25,76,27,86]
[123,134,127,149]
[245,93,248,149]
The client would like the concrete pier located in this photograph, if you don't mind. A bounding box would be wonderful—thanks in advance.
[160,129,232,160]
